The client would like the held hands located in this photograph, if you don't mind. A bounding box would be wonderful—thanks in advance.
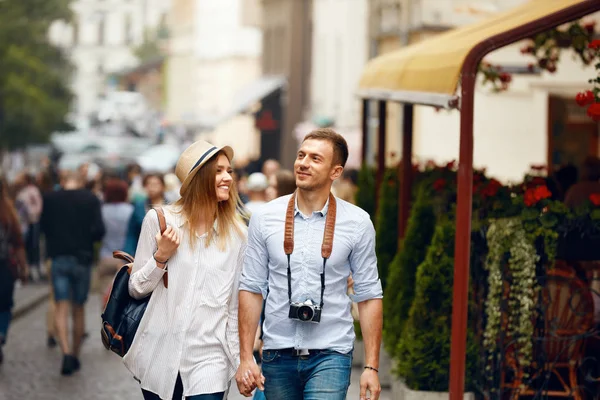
[235,359,265,397]
[360,368,381,400]
[154,226,180,264]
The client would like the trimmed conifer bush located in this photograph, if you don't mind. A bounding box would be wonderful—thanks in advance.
[355,163,376,222]
[395,220,478,392]
[383,185,436,357]
[375,167,399,291]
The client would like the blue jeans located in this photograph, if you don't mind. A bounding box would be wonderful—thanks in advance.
[261,349,353,400]
[0,310,10,343]
[51,256,91,305]
[141,373,225,400]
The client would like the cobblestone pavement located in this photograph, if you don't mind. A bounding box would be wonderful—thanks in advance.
[0,295,390,400]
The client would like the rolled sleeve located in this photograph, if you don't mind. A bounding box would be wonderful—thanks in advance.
[349,217,383,303]
[128,209,167,300]
[239,212,269,298]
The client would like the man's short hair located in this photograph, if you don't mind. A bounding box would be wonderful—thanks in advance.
[303,128,349,168]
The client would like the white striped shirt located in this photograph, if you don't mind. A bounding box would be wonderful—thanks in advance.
[123,206,246,400]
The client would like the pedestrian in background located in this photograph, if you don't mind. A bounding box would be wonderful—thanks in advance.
[40,171,105,375]
[124,173,167,256]
[265,169,296,201]
[244,173,269,215]
[95,178,134,298]
[14,172,43,281]
[124,140,247,400]
[0,176,29,364]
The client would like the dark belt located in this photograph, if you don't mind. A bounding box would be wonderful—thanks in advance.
[275,348,327,356]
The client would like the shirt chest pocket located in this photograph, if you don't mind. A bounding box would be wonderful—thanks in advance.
[200,266,234,308]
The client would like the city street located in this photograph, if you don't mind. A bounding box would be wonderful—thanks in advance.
[0,294,390,400]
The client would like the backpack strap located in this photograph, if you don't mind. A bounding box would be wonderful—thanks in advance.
[154,207,169,289]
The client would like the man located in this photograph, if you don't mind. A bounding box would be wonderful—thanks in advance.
[40,171,105,375]
[236,128,383,400]
[244,172,269,215]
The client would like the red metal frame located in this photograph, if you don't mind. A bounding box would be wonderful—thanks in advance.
[399,104,413,238]
[450,3,600,400]
[376,100,387,210]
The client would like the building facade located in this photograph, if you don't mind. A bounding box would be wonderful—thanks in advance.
[49,0,171,120]
[166,0,263,162]
[367,0,600,182]
[260,0,313,168]
[305,0,369,169]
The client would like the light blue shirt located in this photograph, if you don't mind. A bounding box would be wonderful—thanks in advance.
[240,194,383,353]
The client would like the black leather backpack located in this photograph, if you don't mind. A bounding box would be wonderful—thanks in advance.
[100,207,168,357]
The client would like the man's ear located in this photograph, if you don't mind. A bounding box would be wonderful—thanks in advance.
[331,166,344,180]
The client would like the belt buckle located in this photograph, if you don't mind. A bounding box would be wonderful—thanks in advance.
[293,348,310,356]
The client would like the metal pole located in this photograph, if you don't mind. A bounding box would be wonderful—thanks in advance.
[449,73,475,400]
[399,103,413,239]
[362,99,369,165]
[376,100,387,210]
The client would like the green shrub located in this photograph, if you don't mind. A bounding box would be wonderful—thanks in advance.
[375,167,399,291]
[383,185,436,357]
[355,163,376,222]
[395,220,478,392]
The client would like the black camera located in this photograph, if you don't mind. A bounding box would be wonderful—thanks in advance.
[288,299,321,323]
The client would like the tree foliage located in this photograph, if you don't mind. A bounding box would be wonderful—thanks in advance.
[355,163,376,222]
[374,167,399,291]
[0,0,74,150]
[383,184,436,357]
[395,220,478,391]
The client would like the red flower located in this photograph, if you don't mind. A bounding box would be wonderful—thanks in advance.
[520,45,534,54]
[499,72,512,83]
[584,21,596,34]
[546,64,557,73]
[524,185,552,207]
[588,39,600,50]
[425,160,437,169]
[587,103,600,121]
[481,179,502,198]
[590,194,600,206]
[446,160,457,169]
[433,178,446,192]
[576,90,595,107]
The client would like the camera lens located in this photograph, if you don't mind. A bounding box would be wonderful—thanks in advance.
[297,305,314,321]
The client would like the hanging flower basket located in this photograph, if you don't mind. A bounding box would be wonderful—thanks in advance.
[574,39,600,121]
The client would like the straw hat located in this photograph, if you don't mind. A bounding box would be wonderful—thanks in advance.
[175,140,234,195]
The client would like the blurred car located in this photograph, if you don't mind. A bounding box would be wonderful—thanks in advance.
[136,143,181,173]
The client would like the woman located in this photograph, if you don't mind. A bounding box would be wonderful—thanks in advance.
[124,141,247,400]
[14,172,43,281]
[124,173,167,256]
[96,179,134,297]
[0,177,28,364]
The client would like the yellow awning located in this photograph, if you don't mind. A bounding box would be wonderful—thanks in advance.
[359,0,592,99]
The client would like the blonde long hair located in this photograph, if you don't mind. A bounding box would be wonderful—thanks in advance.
[174,151,246,249]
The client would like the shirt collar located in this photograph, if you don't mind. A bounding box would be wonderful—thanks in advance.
[294,194,330,217]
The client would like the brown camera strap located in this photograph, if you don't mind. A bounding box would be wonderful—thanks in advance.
[283,192,337,308]
[154,207,169,288]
